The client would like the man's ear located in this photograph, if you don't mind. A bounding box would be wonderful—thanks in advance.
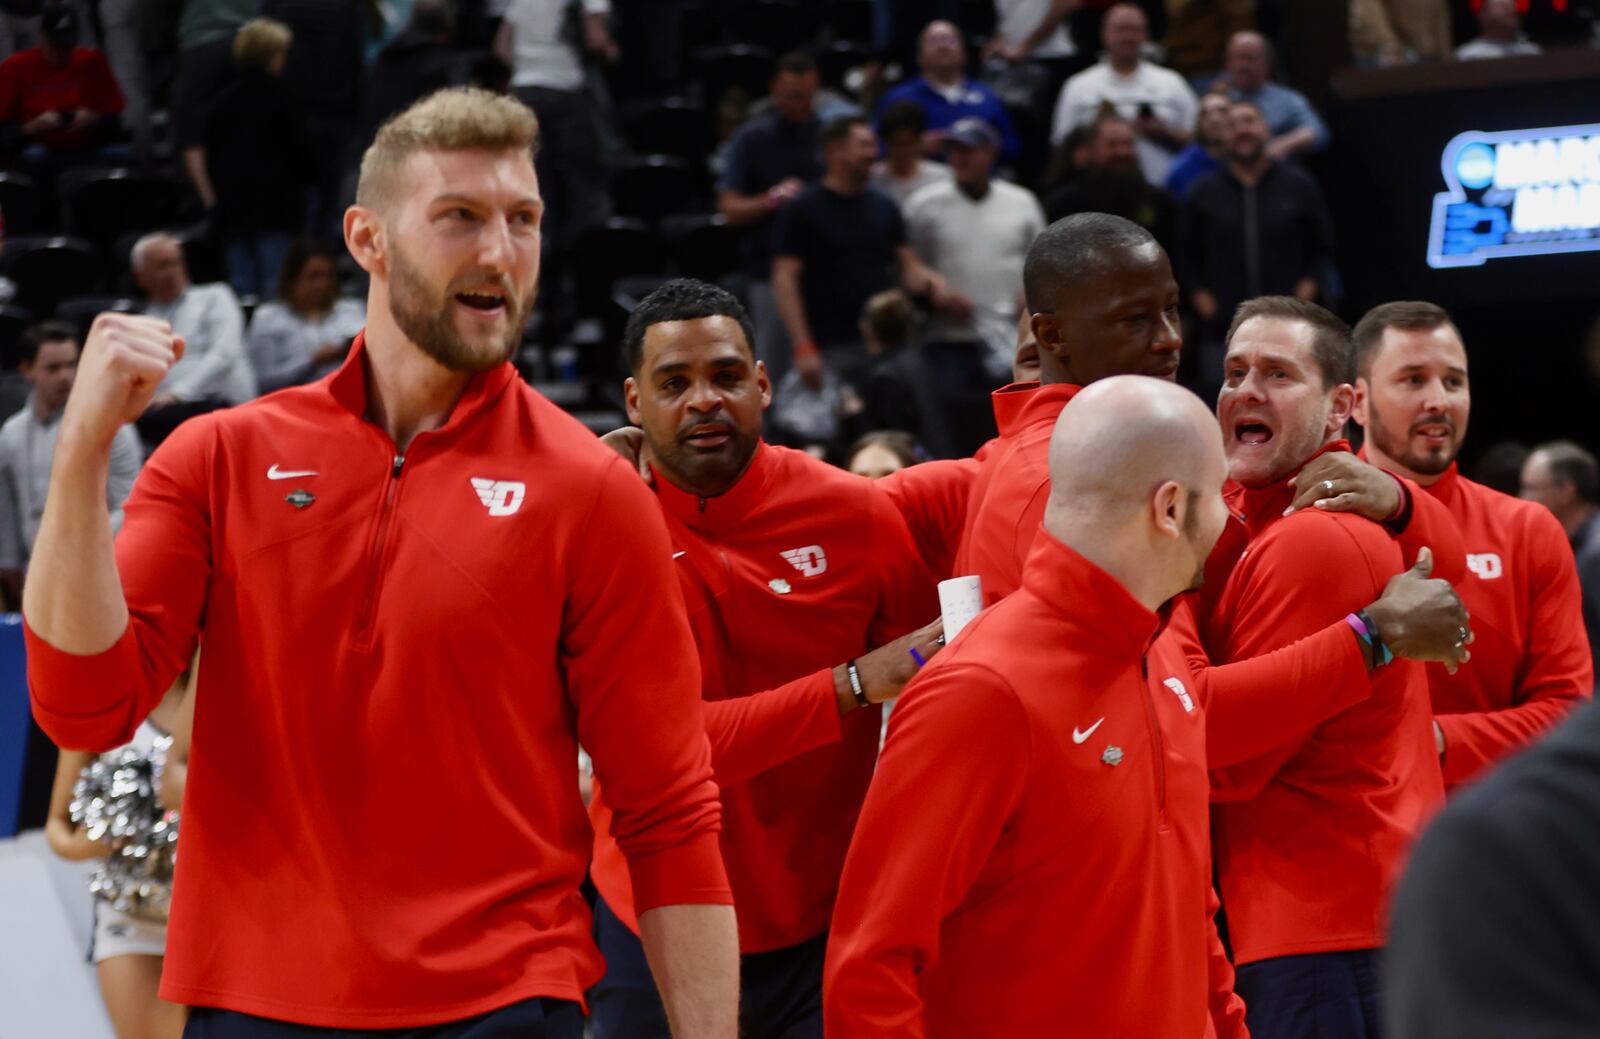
[345,205,386,276]
[1352,376,1370,428]
[1032,310,1067,363]
[1152,479,1185,542]
[755,359,772,409]
[624,376,643,426]
[1327,383,1356,436]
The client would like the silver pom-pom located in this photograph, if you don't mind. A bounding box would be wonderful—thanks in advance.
[70,734,179,922]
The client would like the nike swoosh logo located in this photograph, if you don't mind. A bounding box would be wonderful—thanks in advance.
[672,551,686,559]
[1072,718,1104,744]
[267,465,319,480]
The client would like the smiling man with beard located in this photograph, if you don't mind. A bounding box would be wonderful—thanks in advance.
[1352,301,1591,787]
[585,278,942,1039]
[21,89,741,1038]
[1204,296,1444,1039]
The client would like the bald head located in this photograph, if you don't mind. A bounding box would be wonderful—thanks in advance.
[1044,377,1228,608]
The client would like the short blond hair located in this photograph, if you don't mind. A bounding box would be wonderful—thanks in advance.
[233,18,292,70]
[356,88,541,212]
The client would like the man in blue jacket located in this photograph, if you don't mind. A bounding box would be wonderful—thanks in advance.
[876,20,1020,167]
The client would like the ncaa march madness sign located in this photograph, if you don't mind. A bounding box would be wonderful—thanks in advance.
[1427,122,1600,269]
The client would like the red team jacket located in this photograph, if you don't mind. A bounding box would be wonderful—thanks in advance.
[590,443,937,952]
[826,534,1244,1037]
[1203,445,1445,965]
[26,342,731,1027]
[1416,464,1592,785]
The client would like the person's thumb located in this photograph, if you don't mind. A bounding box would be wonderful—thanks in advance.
[1410,546,1434,578]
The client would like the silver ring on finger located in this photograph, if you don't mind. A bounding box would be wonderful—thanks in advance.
[1323,480,1335,496]
[935,633,946,646]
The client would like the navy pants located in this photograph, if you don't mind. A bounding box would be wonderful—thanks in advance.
[589,896,824,1039]
[1235,949,1384,1039]
[184,998,583,1039]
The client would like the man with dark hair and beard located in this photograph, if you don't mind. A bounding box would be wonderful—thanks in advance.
[588,277,942,1039]
[21,88,742,1038]
[1042,114,1176,248]
[1177,99,1335,392]
[1351,301,1591,788]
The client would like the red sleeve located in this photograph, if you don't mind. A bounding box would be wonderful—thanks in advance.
[1205,514,1393,799]
[1392,475,1466,584]
[866,485,940,647]
[566,460,732,913]
[824,664,1030,1038]
[1437,512,1594,785]
[26,417,214,752]
[84,50,124,115]
[700,668,840,787]
[1172,598,1372,769]
[697,486,936,789]
[1205,880,1250,1039]
[877,458,979,581]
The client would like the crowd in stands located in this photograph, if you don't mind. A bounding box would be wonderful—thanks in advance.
[0,0,1594,530]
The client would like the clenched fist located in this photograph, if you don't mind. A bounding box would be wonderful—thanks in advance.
[64,313,185,451]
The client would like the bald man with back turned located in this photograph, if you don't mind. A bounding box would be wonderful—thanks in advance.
[824,377,1241,1037]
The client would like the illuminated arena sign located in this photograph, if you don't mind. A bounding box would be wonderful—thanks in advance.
[1427,122,1600,269]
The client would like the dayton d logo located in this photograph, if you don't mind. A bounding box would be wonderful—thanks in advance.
[470,478,526,517]
[780,545,828,577]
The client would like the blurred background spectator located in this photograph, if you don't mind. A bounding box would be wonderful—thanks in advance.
[358,0,476,151]
[1177,98,1334,395]
[1456,0,1542,58]
[0,3,125,177]
[877,19,1022,166]
[203,17,311,298]
[1051,3,1197,186]
[170,0,255,209]
[870,101,951,209]
[131,231,255,446]
[246,237,365,394]
[1520,441,1600,674]
[846,429,919,479]
[1215,30,1328,160]
[1044,112,1175,246]
[0,319,140,610]
[1351,0,1452,64]
[1164,90,1229,198]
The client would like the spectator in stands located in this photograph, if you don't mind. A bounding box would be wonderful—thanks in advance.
[1161,0,1254,81]
[1176,98,1334,392]
[1473,439,1532,497]
[877,20,1022,166]
[983,0,1079,64]
[1457,0,1542,59]
[1050,3,1197,187]
[1521,441,1600,674]
[1044,114,1176,248]
[771,116,956,390]
[246,238,365,394]
[1217,31,1329,159]
[0,2,126,174]
[718,51,826,382]
[171,0,256,210]
[1164,90,1229,199]
[497,0,617,341]
[870,101,953,209]
[358,0,473,151]
[131,232,257,447]
[204,18,313,300]
[0,321,140,610]
[847,430,920,479]
[1350,0,1452,64]
[908,118,1044,385]
[261,0,367,242]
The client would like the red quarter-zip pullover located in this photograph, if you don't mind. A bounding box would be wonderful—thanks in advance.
[1203,444,1444,965]
[825,533,1236,1037]
[589,442,937,952]
[1418,464,1591,785]
[26,339,730,1028]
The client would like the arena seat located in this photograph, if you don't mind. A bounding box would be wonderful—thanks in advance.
[58,169,188,251]
[1,236,105,317]
[728,1,821,55]
[619,98,711,166]
[573,218,665,319]
[54,295,142,338]
[612,156,705,223]
[661,213,737,284]
[691,44,774,110]
[826,0,874,46]
[0,305,32,369]
[0,174,44,236]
